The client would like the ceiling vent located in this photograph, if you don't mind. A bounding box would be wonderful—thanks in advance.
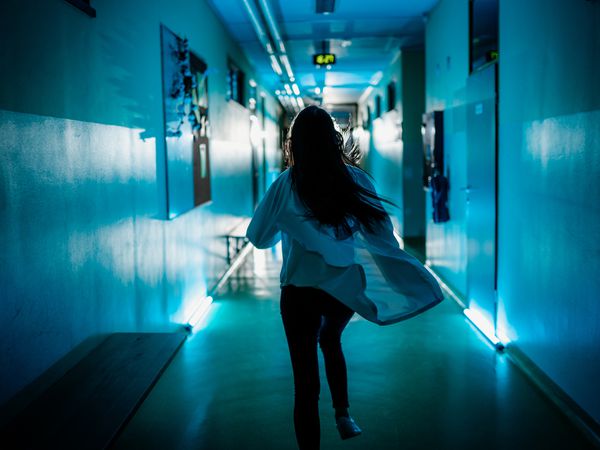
[316,0,335,14]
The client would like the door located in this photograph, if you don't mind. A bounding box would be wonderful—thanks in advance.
[465,64,497,330]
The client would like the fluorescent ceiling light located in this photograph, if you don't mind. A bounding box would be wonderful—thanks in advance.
[284,84,293,95]
[280,54,294,80]
[270,55,283,75]
[292,83,300,95]
[242,0,270,50]
[258,0,284,48]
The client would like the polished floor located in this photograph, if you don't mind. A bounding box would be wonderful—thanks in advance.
[114,247,594,450]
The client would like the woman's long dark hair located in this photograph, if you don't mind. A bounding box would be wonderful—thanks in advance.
[285,105,392,237]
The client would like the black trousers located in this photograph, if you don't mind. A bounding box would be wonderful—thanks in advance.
[280,285,355,450]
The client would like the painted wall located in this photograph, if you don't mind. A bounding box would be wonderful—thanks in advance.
[359,53,403,227]
[424,0,470,295]
[0,0,281,407]
[358,50,426,238]
[497,0,600,423]
[400,50,426,238]
[425,0,600,424]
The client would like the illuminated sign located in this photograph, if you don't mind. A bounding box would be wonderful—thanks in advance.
[313,53,336,65]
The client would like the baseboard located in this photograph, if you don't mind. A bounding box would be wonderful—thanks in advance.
[504,344,600,448]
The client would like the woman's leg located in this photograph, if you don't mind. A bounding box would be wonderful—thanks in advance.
[280,286,323,450]
[317,292,354,415]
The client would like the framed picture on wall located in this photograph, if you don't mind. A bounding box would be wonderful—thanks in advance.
[160,24,212,218]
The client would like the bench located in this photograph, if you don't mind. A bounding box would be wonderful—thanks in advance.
[1,332,186,449]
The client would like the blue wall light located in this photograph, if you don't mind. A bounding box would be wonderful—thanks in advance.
[185,296,214,332]
[425,263,506,350]
[463,307,504,350]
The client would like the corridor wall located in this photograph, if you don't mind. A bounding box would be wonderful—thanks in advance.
[426,0,600,426]
[358,50,426,239]
[497,0,600,424]
[424,0,470,295]
[0,0,281,407]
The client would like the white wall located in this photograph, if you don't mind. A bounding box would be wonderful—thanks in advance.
[358,50,426,239]
[497,0,600,423]
[425,0,470,294]
[0,0,281,407]
[426,0,600,425]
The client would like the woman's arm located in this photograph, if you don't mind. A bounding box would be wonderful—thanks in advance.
[246,170,290,249]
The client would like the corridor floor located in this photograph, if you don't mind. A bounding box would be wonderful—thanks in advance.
[113,247,594,450]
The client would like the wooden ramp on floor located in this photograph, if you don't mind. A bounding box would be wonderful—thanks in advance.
[1,332,186,449]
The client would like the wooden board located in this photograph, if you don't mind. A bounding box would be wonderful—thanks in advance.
[1,332,186,449]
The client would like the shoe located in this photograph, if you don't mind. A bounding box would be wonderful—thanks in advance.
[336,416,362,440]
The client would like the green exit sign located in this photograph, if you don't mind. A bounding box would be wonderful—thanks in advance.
[313,53,336,65]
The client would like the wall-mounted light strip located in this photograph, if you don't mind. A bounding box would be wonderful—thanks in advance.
[463,308,504,349]
[184,236,256,332]
[424,262,505,350]
[185,296,214,331]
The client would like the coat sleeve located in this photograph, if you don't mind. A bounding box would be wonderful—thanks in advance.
[350,167,445,303]
[246,170,289,249]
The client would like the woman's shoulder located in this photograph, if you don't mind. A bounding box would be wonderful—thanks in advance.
[263,168,293,200]
[278,167,291,179]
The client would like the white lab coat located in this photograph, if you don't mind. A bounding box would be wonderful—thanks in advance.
[246,166,444,325]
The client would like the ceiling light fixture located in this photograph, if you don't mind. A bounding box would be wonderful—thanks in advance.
[242,0,288,86]
[269,55,283,76]
[257,0,296,82]
[248,0,300,107]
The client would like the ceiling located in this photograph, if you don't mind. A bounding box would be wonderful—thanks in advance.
[207,0,439,108]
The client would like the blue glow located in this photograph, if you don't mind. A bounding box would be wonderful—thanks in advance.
[463,308,503,348]
[186,296,214,330]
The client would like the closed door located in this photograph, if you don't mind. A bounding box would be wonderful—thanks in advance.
[465,64,497,329]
